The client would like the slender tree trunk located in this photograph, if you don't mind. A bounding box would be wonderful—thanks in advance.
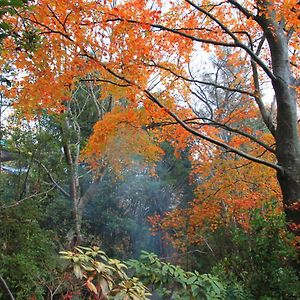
[63,143,82,246]
[63,133,106,247]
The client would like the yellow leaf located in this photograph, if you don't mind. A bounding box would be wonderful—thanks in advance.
[86,279,98,294]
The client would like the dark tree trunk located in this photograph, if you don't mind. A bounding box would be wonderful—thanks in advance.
[277,172,300,234]
[0,150,16,162]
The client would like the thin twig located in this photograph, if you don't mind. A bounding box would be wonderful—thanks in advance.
[37,161,70,198]
[0,275,15,300]
[0,187,55,210]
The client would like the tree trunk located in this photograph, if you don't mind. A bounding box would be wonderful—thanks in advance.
[277,172,300,234]
[63,143,82,246]
[258,2,300,235]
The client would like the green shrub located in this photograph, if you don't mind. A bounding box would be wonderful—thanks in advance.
[212,206,300,299]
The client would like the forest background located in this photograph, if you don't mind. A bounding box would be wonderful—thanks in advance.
[0,0,300,299]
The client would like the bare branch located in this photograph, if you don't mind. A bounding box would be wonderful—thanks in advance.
[227,0,254,19]
[0,275,16,300]
[0,187,55,210]
[148,61,255,96]
[184,0,276,81]
[80,78,131,87]
[249,53,276,137]
[37,160,70,198]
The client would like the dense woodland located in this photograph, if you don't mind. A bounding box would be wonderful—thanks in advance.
[0,0,300,299]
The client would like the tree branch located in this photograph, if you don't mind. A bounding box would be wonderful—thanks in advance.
[106,9,276,82]
[148,61,255,96]
[0,187,55,210]
[78,163,107,210]
[147,117,275,154]
[227,0,254,19]
[75,52,283,173]
[144,90,283,173]
[184,0,276,81]
[0,275,15,300]
[79,78,131,87]
[37,160,70,198]
[251,59,276,136]
[196,118,275,153]
[106,17,237,47]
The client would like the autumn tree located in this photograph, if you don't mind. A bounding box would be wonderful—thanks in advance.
[150,53,282,251]
[1,0,299,233]
[34,81,162,245]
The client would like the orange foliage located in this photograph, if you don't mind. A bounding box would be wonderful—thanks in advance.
[82,107,164,172]
[150,144,281,251]
[1,0,298,150]
[1,0,298,109]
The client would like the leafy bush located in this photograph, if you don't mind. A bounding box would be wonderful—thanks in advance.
[212,206,300,299]
[128,251,247,299]
[60,246,151,299]
[0,211,55,299]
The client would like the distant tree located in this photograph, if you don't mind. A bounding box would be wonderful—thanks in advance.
[83,142,194,258]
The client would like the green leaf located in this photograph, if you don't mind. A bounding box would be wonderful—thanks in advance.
[10,0,24,7]
[0,21,10,30]
[191,284,200,296]
[162,264,169,274]
[187,276,197,285]
[0,1,10,6]
[0,32,8,40]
